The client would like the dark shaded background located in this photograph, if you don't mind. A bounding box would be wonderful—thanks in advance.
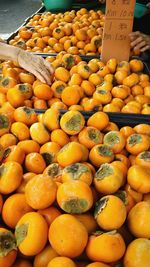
[0,0,41,39]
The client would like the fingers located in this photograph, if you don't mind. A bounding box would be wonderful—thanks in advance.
[141,45,150,52]
[44,60,54,75]
[134,41,146,51]
[28,68,48,84]
[30,55,53,85]
[130,36,143,48]
[18,50,54,85]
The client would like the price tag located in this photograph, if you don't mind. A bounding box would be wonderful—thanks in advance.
[101,0,136,62]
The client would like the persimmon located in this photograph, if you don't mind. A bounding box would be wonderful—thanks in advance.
[0,193,3,213]
[15,212,48,256]
[93,89,112,104]
[77,63,92,79]
[51,129,70,147]
[106,58,117,73]
[134,124,150,136]
[57,180,93,213]
[86,263,110,267]
[55,67,70,82]
[103,122,119,133]
[125,183,143,203]
[0,228,17,267]
[0,113,11,136]
[0,161,23,194]
[126,134,150,155]
[103,103,120,112]
[89,144,114,167]
[112,85,130,99]
[11,122,30,141]
[135,95,150,105]
[17,140,40,154]
[89,73,103,86]
[61,86,81,106]
[94,195,126,230]
[117,60,130,73]
[135,151,150,168]
[47,257,76,267]
[111,161,127,185]
[34,84,53,100]
[62,163,93,185]
[49,214,88,258]
[96,81,113,92]
[127,165,150,194]
[120,126,135,138]
[69,73,82,86]
[33,245,58,267]
[82,98,102,112]
[3,145,25,164]
[74,213,98,234]
[124,238,150,267]
[51,81,66,98]
[30,122,50,144]
[87,112,109,131]
[43,108,60,131]
[69,105,84,111]
[0,76,17,94]
[94,163,123,194]
[25,174,57,209]
[0,92,7,106]
[131,85,144,96]
[57,141,83,167]
[129,59,144,72]
[7,87,25,108]
[60,110,85,135]
[14,107,37,125]
[25,152,46,173]
[17,172,36,193]
[78,126,103,149]
[19,72,35,84]
[103,131,126,153]
[127,201,150,238]
[43,163,62,183]
[40,141,61,165]
[38,206,61,227]
[144,86,150,97]
[12,259,32,267]
[2,193,33,228]
[86,231,126,263]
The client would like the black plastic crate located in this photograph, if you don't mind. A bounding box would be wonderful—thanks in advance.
[34,109,150,127]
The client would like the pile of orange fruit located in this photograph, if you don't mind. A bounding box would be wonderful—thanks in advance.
[9,8,139,57]
[0,107,149,267]
[0,56,150,114]
[9,8,104,55]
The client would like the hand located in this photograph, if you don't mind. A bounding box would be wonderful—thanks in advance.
[129,31,150,52]
[146,3,150,8]
[17,49,54,85]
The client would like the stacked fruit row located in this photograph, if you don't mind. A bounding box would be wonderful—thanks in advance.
[9,9,104,55]
[0,55,150,114]
[0,107,149,267]
[8,8,139,57]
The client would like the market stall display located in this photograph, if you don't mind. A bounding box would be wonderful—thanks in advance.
[0,1,150,266]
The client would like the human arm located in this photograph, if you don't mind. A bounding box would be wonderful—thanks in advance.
[129,31,150,52]
[0,42,54,84]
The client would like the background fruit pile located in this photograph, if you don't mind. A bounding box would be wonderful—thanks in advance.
[8,8,139,57]
[0,56,150,114]
[0,105,149,267]
[9,9,104,55]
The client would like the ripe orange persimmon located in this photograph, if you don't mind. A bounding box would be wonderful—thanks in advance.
[49,214,88,258]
